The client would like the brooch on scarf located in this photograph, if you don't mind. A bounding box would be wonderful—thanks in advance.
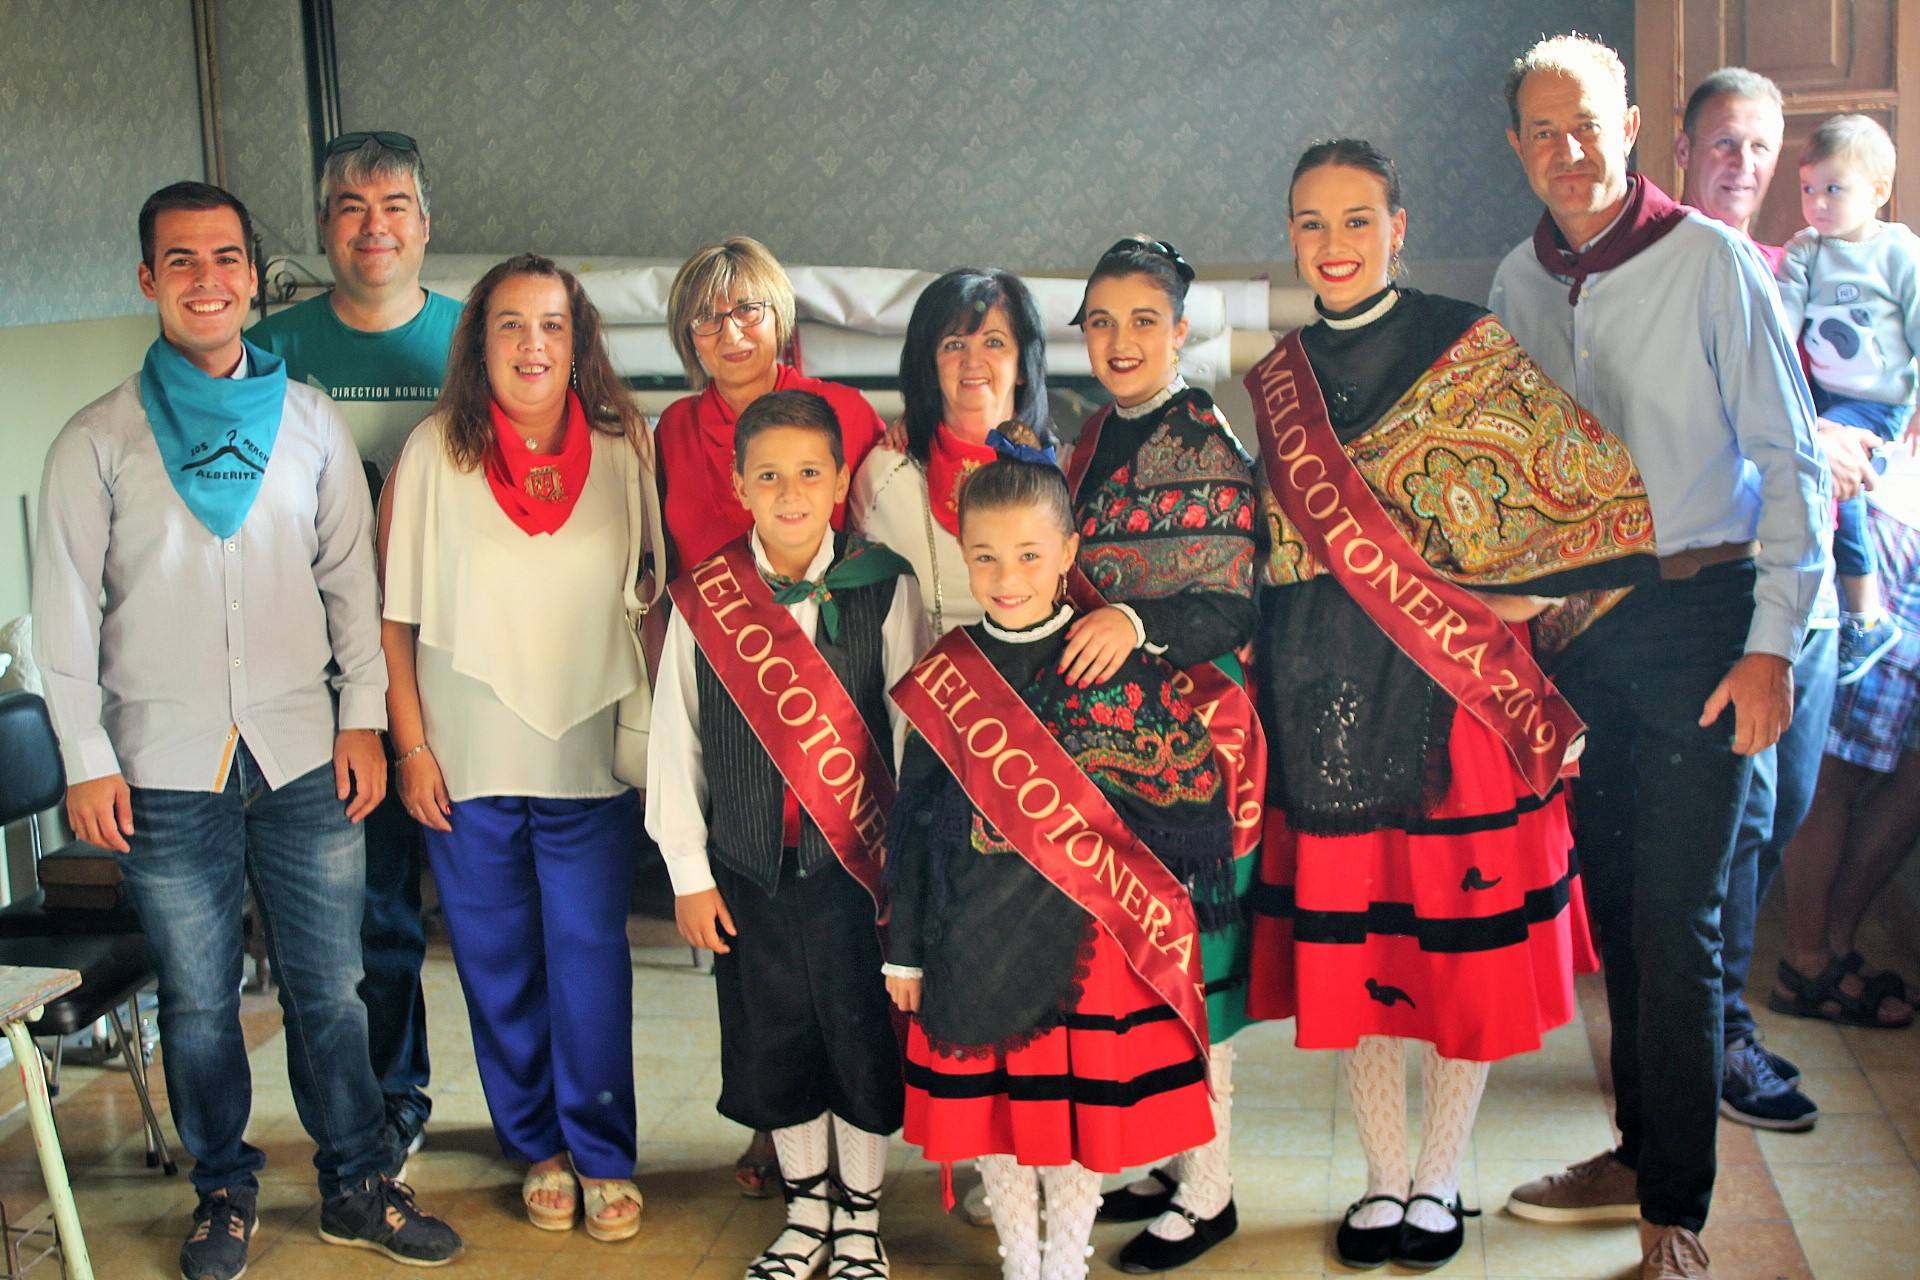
[524,465,566,503]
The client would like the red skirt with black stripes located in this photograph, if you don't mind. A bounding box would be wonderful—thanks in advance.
[1246,704,1598,1062]
[902,925,1215,1172]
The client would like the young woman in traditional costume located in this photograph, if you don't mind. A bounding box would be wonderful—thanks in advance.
[1243,140,1658,1270]
[887,443,1227,1280]
[852,267,1052,636]
[1063,238,1261,1273]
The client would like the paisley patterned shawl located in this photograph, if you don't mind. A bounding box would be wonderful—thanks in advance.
[1260,314,1656,615]
[1076,393,1260,607]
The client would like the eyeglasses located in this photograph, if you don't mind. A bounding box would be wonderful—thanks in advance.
[689,300,770,337]
[324,130,420,157]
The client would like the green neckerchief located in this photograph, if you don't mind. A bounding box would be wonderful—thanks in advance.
[765,533,910,641]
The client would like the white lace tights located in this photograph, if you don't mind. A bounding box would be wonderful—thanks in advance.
[1341,1036,1489,1231]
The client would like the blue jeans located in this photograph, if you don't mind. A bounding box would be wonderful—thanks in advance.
[117,745,386,1198]
[360,788,431,1132]
[1722,627,1839,1045]
[1818,390,1911,578]
[1553,562,1757,1232]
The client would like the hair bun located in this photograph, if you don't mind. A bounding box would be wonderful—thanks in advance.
[986,421,1057,466]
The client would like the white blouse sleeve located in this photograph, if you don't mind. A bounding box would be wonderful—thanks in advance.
[644,609,715,895]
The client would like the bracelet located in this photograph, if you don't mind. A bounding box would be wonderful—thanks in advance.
[394,742,431,766]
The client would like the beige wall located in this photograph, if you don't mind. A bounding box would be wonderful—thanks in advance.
[0,314,159,625]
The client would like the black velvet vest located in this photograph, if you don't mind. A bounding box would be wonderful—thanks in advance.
[695,571,897,896]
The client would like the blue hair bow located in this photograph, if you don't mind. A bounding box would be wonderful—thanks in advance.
[986,428,1057,466]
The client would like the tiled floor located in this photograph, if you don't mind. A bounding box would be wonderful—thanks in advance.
[3,905,1916,1279]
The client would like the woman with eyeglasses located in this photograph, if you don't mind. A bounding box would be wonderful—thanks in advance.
[1059,236,1261,1274]
[655,236,887,576]
[851,267,1052,636]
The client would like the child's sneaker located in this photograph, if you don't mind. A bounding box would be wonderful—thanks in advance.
[1838,613,1900,685]
[318,1174,462,1267]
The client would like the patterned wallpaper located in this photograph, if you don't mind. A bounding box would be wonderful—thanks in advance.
[0,0,1634,329]
[216,0,318,259]
[334,0,1633,270]
[0,0,205,327]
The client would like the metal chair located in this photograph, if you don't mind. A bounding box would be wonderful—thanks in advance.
[0,692,176,1176]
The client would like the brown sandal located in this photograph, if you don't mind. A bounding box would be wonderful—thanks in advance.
[734,1131,781,1199]
[1770,954,1914,1028]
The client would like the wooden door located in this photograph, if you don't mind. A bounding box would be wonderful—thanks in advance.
[1636,0,1919,246]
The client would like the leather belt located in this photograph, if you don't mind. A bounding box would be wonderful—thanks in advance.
[1658,540,1759,581]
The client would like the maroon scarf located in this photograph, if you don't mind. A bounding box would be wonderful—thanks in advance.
[1531,175,1689,304]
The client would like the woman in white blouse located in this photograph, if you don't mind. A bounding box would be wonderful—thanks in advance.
[379,254,648,1242]
[851,268,1052,634]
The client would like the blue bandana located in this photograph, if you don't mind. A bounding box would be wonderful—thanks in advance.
[139,337,287,539]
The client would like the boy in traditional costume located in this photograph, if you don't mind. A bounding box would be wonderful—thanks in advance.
[1063,238,1262,1273]
[647,389,929,1280]
[886,440,1227,1280]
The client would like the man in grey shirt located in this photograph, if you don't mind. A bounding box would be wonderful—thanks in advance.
[32,182,461,1280]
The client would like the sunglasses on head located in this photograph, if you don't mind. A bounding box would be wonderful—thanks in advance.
[324,130,419,158]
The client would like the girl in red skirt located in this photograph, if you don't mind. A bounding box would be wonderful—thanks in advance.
[886,445,1231,1280]
[1246,142,1659,1271]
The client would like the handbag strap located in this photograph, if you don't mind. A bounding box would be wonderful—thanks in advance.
[625,430,668,616]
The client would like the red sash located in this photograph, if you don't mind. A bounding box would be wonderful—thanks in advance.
[1245,333,1584,796]
[1065,410,1266,858]
[891,631,1210,1060]
[669,540,895,913]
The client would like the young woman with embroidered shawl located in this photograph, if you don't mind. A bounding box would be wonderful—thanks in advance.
[886,448,1228,1280]
[852,267,1052,636]
[1242,141,1657,1270]
[1060,238,1261,1273]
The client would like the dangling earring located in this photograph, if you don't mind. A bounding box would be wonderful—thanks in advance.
[1390,243,1405,279]
[570,360,579,387]
[1054,575,1069,607]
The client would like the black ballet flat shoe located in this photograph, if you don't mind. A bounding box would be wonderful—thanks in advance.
[1114,1199,1237,1273]
[1335,1195,1405,1270]
[1393,1193,1479,1270]
[1096,1167,1178,1223]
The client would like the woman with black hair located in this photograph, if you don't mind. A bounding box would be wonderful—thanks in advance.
[852,267,1052,635]
[1065,237,1261,1273]
[1243,140,1656,1270]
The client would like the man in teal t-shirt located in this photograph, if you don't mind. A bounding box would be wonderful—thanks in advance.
[250,131,454,1165]
[252,132,459,474]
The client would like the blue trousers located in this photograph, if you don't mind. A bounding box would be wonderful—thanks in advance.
[360,788,431,1132]
[424,790,639,1177]
[1722,627,1839,1043]
[117,746,386,1198]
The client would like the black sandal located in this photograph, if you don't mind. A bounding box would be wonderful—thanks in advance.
[1096,1167,1178,1223]
[1335,1195,1405,1271]
[1395,1193,1479,1270]
[1770,954,1915,1029]
[747,1173,832,1279]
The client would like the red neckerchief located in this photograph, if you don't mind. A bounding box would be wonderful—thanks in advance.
[1531,174,1690,304]
[925,423,998,537]
[691,364,808,503]
[485,390,593,535]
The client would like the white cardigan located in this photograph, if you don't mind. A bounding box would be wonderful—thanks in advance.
[849,448,982,635]
[383,415,642,801]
